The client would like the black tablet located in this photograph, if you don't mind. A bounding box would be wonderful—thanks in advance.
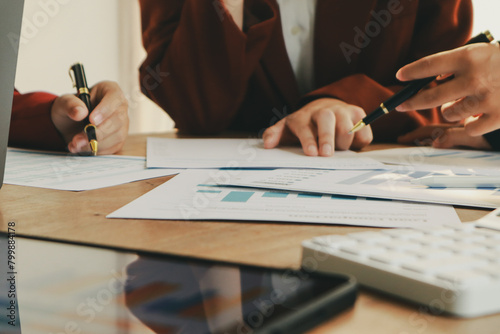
[0,236,357,334]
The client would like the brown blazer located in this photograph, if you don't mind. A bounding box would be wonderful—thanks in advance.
[139,0,473,142]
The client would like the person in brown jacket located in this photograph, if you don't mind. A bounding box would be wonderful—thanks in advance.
[139,0,472,156]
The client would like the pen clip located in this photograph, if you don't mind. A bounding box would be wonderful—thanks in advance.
[68,67,76,88]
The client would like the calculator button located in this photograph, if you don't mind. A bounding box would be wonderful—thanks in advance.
[340,244,386,257]
[412,236,454,246]
[370,251,418,265]
[382,240,422,251]
[311,236,357,248]
[381,229,424,239]
[450,232,486,243]
[443,242,487,255]
[437,269,491,285]
[403,256,486,274]
[409,249,454,260]
[347,231,391,243]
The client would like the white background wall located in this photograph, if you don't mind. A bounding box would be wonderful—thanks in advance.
[13,0,500,135]
[14,0,173,134]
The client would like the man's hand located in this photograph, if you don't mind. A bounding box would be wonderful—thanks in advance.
[396,43,500,136]
[263,98,373,156]
[51,81,129,155]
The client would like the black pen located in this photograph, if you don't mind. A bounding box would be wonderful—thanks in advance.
[349,31,495,134]
[69,63,98,155]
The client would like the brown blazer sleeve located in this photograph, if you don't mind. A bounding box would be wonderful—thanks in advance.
[139,0,277,134]
[9,90,67,151]
[303,0,473,142]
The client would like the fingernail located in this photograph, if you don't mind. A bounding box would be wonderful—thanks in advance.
[93,111,103,125]
[262,133,273,148]
[321,144,332,156]
[395,70,402,80]
[307,145,318,156]
[77,138,88,151]
[396,104,407,111]
[73,106,87,119]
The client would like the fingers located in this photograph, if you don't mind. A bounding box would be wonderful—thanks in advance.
[263,119,286,149]
[262,98,373,156]
[396,76,472,111]
[51,94,91,145]
[312,109,335,156]
[67,111,128,155]
[462,113,500,137]
[286,112,319,156]
[89,81,128,126]
[396,48,461,82]
[52,94,89,122]
[66,81,129,155]
[348,107,373,150]
[433,127,492,150]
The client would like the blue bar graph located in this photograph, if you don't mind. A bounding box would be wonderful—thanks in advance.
[263,192,289,198]
[331,195,356,200]
[222,191,255,203]
[297,193,323,199]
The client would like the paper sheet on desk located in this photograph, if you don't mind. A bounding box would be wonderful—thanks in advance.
[360,147,500,176]
[108,169,460,228]
[220,167,500,208]
[146,137,386,170]
[4,149,181,191]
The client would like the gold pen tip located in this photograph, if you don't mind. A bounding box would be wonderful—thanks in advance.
[89,140,98,156]
[349,121,366,134]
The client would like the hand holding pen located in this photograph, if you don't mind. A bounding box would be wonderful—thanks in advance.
[69,63,98,155]
[396,37,500,138]
[50,71,129,155]
[349,31,495,134]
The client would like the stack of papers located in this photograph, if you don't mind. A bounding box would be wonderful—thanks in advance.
[12,138,499,228]
[111,137,484,228]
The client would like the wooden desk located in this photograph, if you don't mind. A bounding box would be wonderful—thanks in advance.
[1,133,498,333]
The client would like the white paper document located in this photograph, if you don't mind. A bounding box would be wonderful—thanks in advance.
[221,167,500,209]
[146,137,386,170]
[108,169,460,228]
[4,149,181,191]
[360,147,500,175]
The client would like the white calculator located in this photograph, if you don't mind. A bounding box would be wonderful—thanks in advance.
[301,208,500,317]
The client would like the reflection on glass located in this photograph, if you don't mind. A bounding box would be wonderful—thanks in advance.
[3,237,352,334]
[125,256,313,333]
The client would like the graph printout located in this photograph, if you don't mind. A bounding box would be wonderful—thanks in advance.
[108,169,460,228]
[222,167,500,209]
[4,149,180,191]
[360,147,500,175]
